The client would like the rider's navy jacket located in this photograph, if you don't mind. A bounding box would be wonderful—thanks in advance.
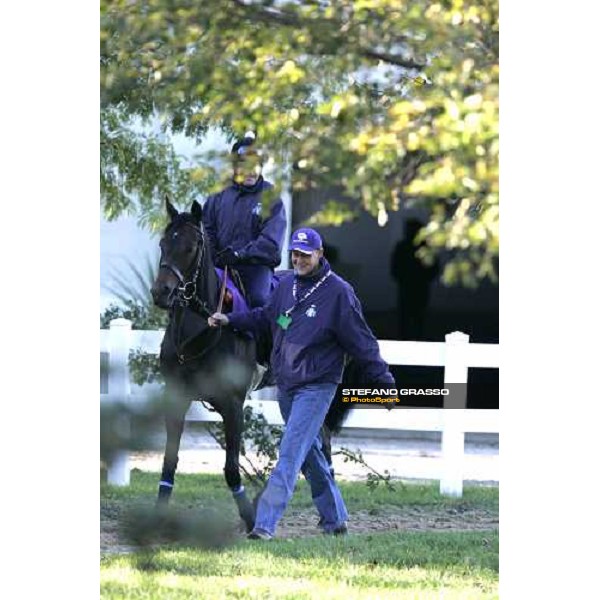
[202,177,286,268]
[227,258,394,391]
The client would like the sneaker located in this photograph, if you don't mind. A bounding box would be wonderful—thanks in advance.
[247,529,273,540]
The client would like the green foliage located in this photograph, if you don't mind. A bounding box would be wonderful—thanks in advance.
[306,200,359,227]
[100,300,168,330]
[336,446,400,491]
[240,406,283,478]
[129,348,163,386]
[207,405,283,486]
[101,0,499,286]
[101,107,220,232]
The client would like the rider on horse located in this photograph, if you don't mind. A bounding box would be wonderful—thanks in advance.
[202,131,287,308]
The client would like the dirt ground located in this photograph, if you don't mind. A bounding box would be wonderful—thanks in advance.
[101,499,498,555]
[102,434,498,554]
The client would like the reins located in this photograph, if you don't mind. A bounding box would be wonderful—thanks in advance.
[172,267,229,366]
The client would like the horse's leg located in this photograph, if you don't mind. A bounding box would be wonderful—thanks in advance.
[156,399,190,506]
[221,399,255,532]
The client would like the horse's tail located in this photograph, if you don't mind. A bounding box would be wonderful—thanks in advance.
[324,357,362,434]
[324,396,353,434]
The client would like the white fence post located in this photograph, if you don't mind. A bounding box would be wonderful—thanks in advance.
[106,318,132,486]
[440,331,469,497]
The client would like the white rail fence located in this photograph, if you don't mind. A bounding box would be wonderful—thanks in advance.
[100,318,499,497]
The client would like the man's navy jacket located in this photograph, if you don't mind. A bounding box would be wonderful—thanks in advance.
[202,177,286,268]
[227,258,394,392]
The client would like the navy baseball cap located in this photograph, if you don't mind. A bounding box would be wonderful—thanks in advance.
[290,228,323,254]
[232,131,258,156]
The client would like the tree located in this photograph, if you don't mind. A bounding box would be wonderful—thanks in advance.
[101,0,498,285]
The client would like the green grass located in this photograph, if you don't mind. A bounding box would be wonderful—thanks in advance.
[101,472,498,599]
[101,531,498,599]
[102,471,498,512]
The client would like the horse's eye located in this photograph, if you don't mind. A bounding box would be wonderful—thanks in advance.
[185,245,194,254]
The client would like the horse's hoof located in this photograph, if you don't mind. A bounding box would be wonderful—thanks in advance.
[155,489,171,511]
[235,499,255,533]
[233,493,256,533]
[243,518,255,533]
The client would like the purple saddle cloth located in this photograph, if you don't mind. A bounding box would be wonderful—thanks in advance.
[214,268,249,313]
[214,267,294,315]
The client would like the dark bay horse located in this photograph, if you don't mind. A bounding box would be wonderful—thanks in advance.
[151,198,258,531]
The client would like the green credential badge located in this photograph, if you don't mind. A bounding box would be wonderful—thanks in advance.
[276,313,292,330]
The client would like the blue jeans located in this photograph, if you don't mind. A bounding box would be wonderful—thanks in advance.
[235,265,273,308]
[252,383,349,537]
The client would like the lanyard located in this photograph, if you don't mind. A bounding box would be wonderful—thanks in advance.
[284,270,332,317]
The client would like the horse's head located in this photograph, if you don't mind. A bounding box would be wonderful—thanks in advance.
[151,198,206,309]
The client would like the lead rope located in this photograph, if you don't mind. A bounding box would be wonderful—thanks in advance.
[217,265,228,314]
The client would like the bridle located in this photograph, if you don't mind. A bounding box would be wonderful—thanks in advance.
[158,221,212,318]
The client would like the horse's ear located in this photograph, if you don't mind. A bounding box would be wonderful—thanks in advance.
[166,195,178,221]
[191,200,203,223]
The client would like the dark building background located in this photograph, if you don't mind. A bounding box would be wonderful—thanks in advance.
[293,187,498,409]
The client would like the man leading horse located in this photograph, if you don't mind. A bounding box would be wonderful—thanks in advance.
[209,227,396,539]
